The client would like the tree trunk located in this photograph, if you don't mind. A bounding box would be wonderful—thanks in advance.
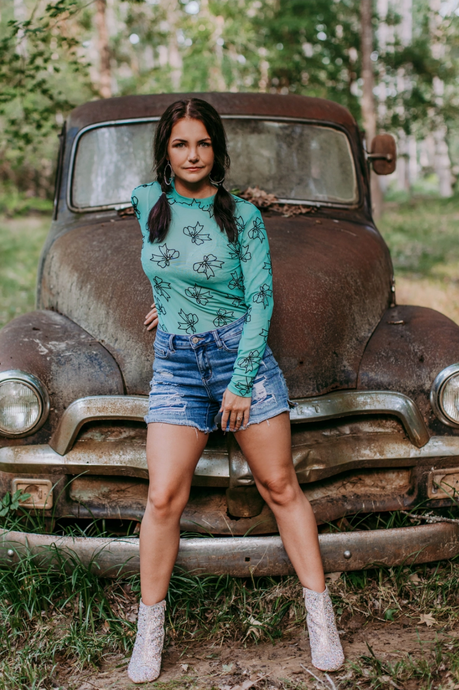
[199,0,226,90]
[430,0,452,197]
[95,0,112,98]
[13,0,27,56]
[162,0,183,91]
[361,0,382,218]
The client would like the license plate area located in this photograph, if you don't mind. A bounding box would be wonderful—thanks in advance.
[11,479,53,509]
[428,469,459,500]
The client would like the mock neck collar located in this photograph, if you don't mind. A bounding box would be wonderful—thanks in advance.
[167,179,217,205]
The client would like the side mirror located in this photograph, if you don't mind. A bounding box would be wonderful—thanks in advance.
[367,134,397,175]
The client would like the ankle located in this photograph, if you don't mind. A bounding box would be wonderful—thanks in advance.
[303,586,326,595]
[141,596,166,607]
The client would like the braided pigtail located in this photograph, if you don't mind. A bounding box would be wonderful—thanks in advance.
[147,164,171,243]
[212,179,237,243]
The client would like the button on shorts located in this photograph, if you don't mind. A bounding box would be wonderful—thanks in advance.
[145,314,290,433]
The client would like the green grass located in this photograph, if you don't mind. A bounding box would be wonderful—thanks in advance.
[0,214,50,328]
[378,194,459,280]
[1,545,459,688]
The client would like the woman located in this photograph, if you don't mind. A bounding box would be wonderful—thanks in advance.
[128,98,344,683]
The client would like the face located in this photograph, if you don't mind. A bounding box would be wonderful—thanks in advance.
[167,117,215,186]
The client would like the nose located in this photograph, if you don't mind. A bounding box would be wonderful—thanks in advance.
[188,147,199,162]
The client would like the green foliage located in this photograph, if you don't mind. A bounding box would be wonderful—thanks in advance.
[0,213,49,328]
[0,0,458,199]
[254,0,362,118]
[0,0,91,198]
[0,490,31,518]
[0,0,86,150]
[378,194,459,277]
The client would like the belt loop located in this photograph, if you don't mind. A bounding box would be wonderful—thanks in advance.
[213,329,223,348]
[168,334,175,352]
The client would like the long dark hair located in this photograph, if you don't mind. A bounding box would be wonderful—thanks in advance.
[147,98,237,243]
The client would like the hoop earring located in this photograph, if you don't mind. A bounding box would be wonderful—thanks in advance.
[164,162,172,186]
[209,173,225,186]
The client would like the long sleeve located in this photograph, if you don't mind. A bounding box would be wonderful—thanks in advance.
[228,207,274,397]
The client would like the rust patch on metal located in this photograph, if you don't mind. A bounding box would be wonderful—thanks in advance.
[63,467,415,535]
[0,311,124,446]
[428,468,459,500]
[68,92,358,132]
[2,522,459,578]
[358,305,459,436]
[39,213,393,399]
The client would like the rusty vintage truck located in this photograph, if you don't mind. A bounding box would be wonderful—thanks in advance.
[1,92,459,577]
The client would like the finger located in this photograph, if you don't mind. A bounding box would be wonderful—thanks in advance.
[221,404,230,432]
[233,407,246,431]
[230,408,241,432]
[242,405,250,429]
[146,318,159,331]
[144,313,158,327]
[144,308,158,321]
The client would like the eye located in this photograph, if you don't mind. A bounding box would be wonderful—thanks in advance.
[200,141,212,147]
[172,142,185,148]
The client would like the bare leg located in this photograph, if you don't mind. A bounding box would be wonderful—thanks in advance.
[140,423,208,605]
[235,412,325,592]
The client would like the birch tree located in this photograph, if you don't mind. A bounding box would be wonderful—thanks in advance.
[361,0,382,217]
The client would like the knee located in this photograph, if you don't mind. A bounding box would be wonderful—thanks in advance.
[147,485,187,520]
[258,474,299,508]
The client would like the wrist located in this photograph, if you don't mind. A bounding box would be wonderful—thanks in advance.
[227,380,252,398]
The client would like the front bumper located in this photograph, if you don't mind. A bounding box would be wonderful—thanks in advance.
[1,522,459,578]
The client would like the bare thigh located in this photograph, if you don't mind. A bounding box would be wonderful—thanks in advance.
[235,412,295,486]
[146,423,209,505]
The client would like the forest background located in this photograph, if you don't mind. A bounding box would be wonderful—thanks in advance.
[0,0,459,214]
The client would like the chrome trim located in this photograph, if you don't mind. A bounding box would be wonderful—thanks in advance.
[49,396,148,455]
[0,443,228,486]
[49,390,429,457]
[3,433,459,486]
[430,363,459,427]
[290,390,429,448]
[0,370,50,438]
[2,522,459,577]
[67,115,360,213]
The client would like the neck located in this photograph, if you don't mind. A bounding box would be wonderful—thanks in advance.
[173,176,216,199]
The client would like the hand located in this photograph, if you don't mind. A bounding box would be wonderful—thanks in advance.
[144,302,158,330]
[220,388,251,432]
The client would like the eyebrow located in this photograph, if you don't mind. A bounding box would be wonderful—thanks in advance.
[171,137,212,143]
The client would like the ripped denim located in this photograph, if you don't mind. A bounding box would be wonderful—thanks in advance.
[145,315,290,433]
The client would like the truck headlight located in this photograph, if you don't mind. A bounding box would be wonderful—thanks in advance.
[431,364,459,427]
[0,370,49,437]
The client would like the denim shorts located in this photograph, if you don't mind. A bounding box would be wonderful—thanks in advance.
[145,314,290,433]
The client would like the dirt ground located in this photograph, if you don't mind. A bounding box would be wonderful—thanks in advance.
[68,621,459,690]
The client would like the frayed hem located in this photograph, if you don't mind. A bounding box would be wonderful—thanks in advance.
[144,418,212,434]
[240,407,290,430]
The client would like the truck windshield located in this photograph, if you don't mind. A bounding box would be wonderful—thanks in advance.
[71,119,358,211]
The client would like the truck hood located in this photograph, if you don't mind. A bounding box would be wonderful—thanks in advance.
[40,215,393,397]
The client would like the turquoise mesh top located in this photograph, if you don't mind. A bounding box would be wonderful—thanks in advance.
[132,180,274,397]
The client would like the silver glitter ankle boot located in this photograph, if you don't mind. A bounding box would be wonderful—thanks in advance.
[127,598,166,684]
[303,586,344,672]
